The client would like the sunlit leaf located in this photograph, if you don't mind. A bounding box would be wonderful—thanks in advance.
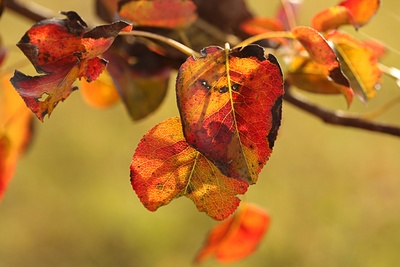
[292,26,350,89]
[195,203,270,263]
[0,74,33,201]
[327,31,382,101]
[176,45,284,184]
[130,117,248,221]
[311,0,380,31]
[363,39,386,59]
[311,6,351,32]
[80,70,120,108]
[288,56,353,106]
[10,11,132,121]
[339,0,380,29]
[118,0,197,29]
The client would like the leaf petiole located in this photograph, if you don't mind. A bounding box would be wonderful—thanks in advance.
[119,30,201,58]
[234,31,294,49]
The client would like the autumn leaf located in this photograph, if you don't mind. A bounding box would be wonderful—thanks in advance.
[240,17,287,45]
[311,0,380,31]
[118,0,197,29]
[195,203,270,263]
[339,0,380,29]
[103,47,170,120]
[130,117,248,221]
[10,11,132,121]
[327,31,382,102]
[240,17,284,35]
[80,70,120,108]
[176,45,284,185]
[287,56,353,106]
[292,26,350,90]
[0,74,33,201]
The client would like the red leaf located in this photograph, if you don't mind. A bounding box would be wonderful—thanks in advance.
[118,0,197,29]
[0,74,33,201]
[10,11,132,121]
[130,117,248,220]
[195,203,270,263]
[176,45,284,184]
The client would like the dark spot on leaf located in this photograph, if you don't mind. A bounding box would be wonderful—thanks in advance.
[218,86,229,93]
[199,79,211,90]
[249,144,254,149]
[156,183,164,190]
[232,83,240,91]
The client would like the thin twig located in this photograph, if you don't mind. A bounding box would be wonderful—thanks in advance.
[284,87,400,137]
[5,0,56,22]
[120,30,201,58]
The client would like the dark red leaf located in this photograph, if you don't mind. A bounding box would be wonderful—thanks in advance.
[10,11,132,121]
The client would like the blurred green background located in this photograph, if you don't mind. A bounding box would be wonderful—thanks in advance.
[1,0,400,266]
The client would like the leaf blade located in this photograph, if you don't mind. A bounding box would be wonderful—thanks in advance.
[195,203,270,263]
[176,45,284,184]
[118,0,197,29]
[327,31,382,101]
[130,117,248,221]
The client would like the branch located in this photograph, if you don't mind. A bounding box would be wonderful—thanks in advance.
[284,87,400,137]
[5,0,56,22]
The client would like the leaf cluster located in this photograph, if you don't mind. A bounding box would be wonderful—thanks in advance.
[1,0,399,264]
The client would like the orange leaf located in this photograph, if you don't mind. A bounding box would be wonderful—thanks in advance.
[195,203,270,263]
[311,6,351,32]
[118,0,197,29]
[292,26,350,89]
[10,11,132,121]
[240,17,287,45]
[80,70,120,108]
[176,45,284,184]
[0,74,33,201]
[130,117,248,221]
[287,56,353,106]
[311,0,380,31]
[240,17,284,35]
[326,31,382,101]
[339,0,380,29]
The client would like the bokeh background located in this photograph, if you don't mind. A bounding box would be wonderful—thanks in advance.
[1,0,400,266]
